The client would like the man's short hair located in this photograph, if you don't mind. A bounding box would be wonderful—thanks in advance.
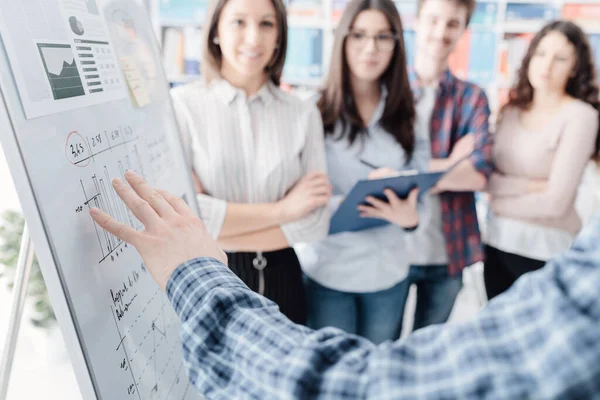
[417,0,476,26]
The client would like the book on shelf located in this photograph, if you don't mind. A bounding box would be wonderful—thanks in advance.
[395,0,417,30]
[588,34,600,79]
[505,3,561,21]
[470,2,499,28]
[160,0,208,26]
[285,0,323,18]
[283,27,324,85]
[332,0,349,23]
[183,27,202,76]
[498,33,533,86]
[448,30,471,80]
[504,2,561,33]
[402,30,416,68]
[468,30,496,86]
[154,0,600,99]
[162,27,184,78]
[562,3,600,31]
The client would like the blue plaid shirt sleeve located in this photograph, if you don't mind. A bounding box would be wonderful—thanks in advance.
[166,217,600,400]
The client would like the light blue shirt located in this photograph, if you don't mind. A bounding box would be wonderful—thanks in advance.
[296,89,430,292]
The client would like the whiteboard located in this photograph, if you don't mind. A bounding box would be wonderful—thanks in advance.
[0,0,201,399]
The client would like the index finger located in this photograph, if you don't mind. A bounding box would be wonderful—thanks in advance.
[90,207,140,246]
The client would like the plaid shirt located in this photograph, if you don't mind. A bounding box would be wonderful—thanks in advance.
[167,214,600,400]
[409,69,493,275]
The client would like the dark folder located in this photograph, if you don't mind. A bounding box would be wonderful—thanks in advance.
[328,170,445,235]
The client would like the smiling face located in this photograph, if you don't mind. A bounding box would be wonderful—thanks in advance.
[344,9,396,85]
[414,0,468,63]
[527,30,577,95]
[216,0,279,85]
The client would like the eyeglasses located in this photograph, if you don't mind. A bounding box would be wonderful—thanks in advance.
[345,31,398,52]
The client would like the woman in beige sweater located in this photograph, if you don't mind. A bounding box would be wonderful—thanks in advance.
[485,20,600,299]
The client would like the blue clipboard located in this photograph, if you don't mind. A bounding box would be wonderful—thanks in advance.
[329,170,445,235]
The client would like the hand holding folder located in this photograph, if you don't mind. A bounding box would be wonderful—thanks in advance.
[329,160,463,235]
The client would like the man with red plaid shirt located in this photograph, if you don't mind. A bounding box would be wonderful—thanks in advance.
[399,0,493,332]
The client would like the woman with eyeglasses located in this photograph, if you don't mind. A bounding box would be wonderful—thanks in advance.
[296,0,429,344]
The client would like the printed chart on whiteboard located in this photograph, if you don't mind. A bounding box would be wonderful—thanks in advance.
[0,0,128,118]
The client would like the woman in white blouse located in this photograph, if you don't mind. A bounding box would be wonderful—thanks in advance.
[171,0,331,324]
[298,0,428,344]
[485,20,600,299]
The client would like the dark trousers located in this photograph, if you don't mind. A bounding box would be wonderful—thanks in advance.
[226,248,307,325]
[483,245,546,300]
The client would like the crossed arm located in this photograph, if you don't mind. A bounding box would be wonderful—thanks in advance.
[432,90,493,193]
[488,111,598,219]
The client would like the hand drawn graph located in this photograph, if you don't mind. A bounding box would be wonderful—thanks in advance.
[109,263,193,399]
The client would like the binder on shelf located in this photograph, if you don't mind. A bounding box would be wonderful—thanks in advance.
[283,27,323,83]
[182,27,202,75]
[588,34,600,79]
[470,2,499,27]
[448,30,471,80]
[468,31,496,85]
[285,0,323,19]
[162,27,184,77]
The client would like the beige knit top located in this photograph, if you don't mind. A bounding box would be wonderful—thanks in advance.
[488,99,599,234]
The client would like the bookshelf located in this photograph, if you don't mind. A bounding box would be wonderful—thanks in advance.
[153,0,600,110]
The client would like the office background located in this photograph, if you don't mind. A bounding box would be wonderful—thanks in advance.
[156,0,600,114]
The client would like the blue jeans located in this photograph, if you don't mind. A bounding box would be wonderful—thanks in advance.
[402,265,463,332]
[304,277,410,344]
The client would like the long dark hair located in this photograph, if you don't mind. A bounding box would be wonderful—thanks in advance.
[202,0,288,85]
[504,20,600,162]
[317,0,415,161]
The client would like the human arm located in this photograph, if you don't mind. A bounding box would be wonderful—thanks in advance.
[279,105,331,244]
[91,171,600,399]
[195,171,331,241]
[171,92,329,240]
[487,172,547,197]
[431,89,493,192]
[492,108,599,219]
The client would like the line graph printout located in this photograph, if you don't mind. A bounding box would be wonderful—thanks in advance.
[38,43,86,100]
[0,0,202,398]
[0,0,127,118]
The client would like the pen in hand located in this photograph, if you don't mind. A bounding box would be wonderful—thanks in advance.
[359,159,380,169]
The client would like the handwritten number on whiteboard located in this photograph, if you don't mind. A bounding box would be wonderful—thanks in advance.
[70,143,84,158]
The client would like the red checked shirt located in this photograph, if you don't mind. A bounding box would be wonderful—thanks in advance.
[409,69,494,275]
